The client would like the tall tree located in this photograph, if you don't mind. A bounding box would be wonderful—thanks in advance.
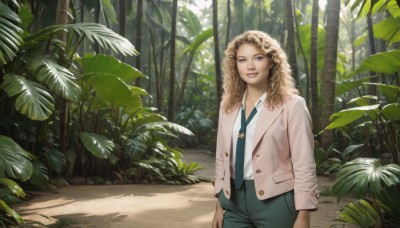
[225,0,231,48]
[213,0,223,108]
[94,0,101,53]
[119,0,126,60]
[233,0,245,34]
[55,0,70,156]
[168,0,178,121]
[366,12,377,96]
[134,0,143,86]
[310,0,320,133]
[286,0,298,84]
[321,0,341,149]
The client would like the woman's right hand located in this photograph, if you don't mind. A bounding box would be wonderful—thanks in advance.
[212,199,224,228]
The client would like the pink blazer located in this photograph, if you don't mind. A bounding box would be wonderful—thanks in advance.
[214,94,319,210]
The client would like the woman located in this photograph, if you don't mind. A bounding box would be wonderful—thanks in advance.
[212,30,318,228]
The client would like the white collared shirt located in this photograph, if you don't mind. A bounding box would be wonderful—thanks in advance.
[231,91,267,180]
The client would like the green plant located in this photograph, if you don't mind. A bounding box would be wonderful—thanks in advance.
[175,107,214,147]
[0,135,31,226]
[332,158,400,227]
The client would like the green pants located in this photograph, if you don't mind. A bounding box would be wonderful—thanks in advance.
[218,180,297,228]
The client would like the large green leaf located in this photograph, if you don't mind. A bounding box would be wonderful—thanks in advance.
[355,50,400,74]
[83,73,142,107]
[27,23,138,56]
[28,56,81,101]
[0,178,26,198]
[347,95,377,106]
[0,135,32,181]
[380,103,400,120]
[183,28,213,55]
[131,113,167,133]
[100,0,118,24]
[144,121,194,137]
[332,158,400,202]
[0,2,23,67]
[0,74,55,121]
[335,199,380,227]
[376,183,400,219]
[341,144,364,160]
[78,54,143,83]
[179,7,202,36]
[335,77,370,96]
[0,199,24,225]
[388,0,400,18]
[373,17,400,44]
[29,160,49,187]
[365,83,400,103]
[44,149,66,175]
[325,104,380,130]
[79,132,115,160]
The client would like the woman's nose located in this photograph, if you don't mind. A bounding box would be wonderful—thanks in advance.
[247,60,255,70]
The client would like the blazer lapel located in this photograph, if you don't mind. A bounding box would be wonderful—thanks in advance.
[222,106,240,155]
[252,104,283,151]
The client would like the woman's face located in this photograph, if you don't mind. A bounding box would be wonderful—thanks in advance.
[236,43,271,89]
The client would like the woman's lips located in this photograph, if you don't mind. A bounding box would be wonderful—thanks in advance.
[246,73,258,77]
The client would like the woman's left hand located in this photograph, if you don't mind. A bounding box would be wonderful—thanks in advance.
[294,210,310,228]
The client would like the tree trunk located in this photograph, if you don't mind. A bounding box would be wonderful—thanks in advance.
[167,0,178,121]
[233,0,245,34]
[55,0,70,172]
[310,0,320,134]
[286,0,298,84]
[118,0,126,61]
[225,0,231,48]
[149,29,161,112]
[258,0,262,30]
[135,0,143,87]
[367,13,377,96]
[321,0,340,150]
[213,0,223,109]
[94,0,100,53]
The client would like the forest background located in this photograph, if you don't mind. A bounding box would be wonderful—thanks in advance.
[0,0,399,227]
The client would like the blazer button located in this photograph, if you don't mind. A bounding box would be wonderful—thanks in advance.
[259,190,264,196]
[225,153,228,157]
[255,169,262,173]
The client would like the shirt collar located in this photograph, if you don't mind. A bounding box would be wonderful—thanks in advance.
[241,91,267,111]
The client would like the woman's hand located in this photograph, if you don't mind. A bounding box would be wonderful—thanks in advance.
[212,199,224,228]
[294,210,310,228]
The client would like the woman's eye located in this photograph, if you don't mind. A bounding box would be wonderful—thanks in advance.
[238,59,246,63]
[255,56,264,61]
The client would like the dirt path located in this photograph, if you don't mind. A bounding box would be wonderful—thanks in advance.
[16,149,349,228]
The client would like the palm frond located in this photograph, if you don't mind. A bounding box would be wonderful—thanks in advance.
[29,160,49,188]
[0,199,24,225]
[0,2,23,66]
[79,132,115,160]
[0,135,32,182]
[0,178,26,198]
[28,55,81,101]
[27,23,138,56]
[145,121,194,136]
[335,199,380,227]
[0,74,55,121]
[332,158,400,202]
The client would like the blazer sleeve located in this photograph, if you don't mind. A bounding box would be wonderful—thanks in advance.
[213,103,225,196]
[287,96,319,210]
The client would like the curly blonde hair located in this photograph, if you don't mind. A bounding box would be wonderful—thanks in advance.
[222,30,298,112]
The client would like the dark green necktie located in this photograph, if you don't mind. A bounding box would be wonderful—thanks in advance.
[234,107,258,189]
